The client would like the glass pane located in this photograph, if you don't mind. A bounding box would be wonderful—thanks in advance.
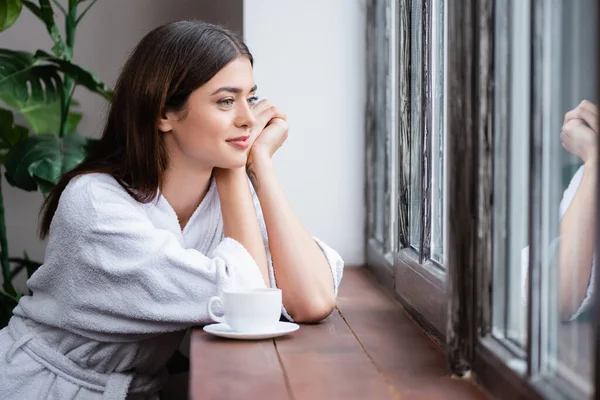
[539,0,597,394]
[492,0,530,349]
[386,0,398,253]
[374,0,389,244]
[430,0,446,264]
[409,0,422,249]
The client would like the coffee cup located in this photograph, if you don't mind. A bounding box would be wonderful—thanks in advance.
[207,288,282,333]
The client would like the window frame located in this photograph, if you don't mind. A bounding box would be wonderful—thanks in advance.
[365,0,447,340]
[367,0,600,398]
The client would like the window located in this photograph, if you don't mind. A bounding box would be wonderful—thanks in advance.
[366,0,448,337]
[430,0,446,265]
[367,0,600,399]
[446,0,600,399]
[492,0,530,353]
[524,0,597,395]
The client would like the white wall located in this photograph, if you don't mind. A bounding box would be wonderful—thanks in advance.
[244,0,366,266]
[1,0,243,287]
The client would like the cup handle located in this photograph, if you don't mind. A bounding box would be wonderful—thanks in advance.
[207,296,226,324]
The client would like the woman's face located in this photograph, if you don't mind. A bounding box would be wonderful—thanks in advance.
[159,56,258,170]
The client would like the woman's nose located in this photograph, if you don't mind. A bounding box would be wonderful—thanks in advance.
[236,103,256,130]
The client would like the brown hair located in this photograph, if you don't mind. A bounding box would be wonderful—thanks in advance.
[39,20,253,239]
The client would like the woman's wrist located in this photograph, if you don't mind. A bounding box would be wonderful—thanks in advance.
[584,155,598,169]
[248,150,273,169]
[246,150,274,193]
[214,167,248,191]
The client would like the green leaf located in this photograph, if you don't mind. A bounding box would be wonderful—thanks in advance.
[0,287,21,326]
[0,49,63,127]
[51,41,72,60]
[0,304,13,327]
[35,50,112,101]
[0,0,22,32]
[0,107,28,147]
[0,288,19,304]
[21,0,68,58]
[20,0,41,19]
[0,107,28,164]
[36,179,54,193]
[4,133,94,192]
[39,0,60,39]
[17,98,82,134]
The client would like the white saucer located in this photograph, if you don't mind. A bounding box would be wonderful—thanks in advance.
[203,321,299,340]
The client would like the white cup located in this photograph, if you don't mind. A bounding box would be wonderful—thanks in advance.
[207,288,282,333]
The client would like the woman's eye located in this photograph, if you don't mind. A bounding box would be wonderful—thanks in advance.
[218,98,234,107]
[247,96,259,106]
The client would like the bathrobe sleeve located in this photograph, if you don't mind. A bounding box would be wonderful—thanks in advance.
[21,175,267,339]
[249,185,345,321]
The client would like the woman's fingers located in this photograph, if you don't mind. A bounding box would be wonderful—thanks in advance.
[580,99,598,115]
[564,100,599,132]
[563,118,587,134]
[252,99,287,135]
[561,118,595,156]
[252,99,272,115]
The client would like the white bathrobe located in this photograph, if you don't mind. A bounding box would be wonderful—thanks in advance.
[0,173,344,400]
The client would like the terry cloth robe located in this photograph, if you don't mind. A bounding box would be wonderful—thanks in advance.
[0,173,344,400]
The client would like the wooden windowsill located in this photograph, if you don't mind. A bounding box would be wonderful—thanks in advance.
[189,268,489,399]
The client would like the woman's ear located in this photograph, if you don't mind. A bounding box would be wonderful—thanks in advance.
[157,111,174,133]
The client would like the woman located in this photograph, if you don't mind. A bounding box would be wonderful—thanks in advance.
[557,99,597,320]
[0,20,344,399]
[521,100,597,322]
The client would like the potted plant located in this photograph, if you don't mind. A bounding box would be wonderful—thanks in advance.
[0,0,112,327]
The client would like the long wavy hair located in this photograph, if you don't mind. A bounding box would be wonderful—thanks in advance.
[39,20,253,239]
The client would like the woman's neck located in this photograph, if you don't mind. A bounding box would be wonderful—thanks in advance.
[161,160,213,230]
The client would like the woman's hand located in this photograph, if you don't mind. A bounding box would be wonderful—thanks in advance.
[249,99,289,161]
[562,100,598,163]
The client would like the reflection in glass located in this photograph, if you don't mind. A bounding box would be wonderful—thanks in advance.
[539,0,597,394]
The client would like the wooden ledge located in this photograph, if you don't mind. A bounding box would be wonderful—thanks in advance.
[190,268,488,399]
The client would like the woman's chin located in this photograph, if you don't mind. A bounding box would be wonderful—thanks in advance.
[218,154,247,170]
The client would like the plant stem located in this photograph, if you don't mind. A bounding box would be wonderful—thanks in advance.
[66,1,77,52]
[76,0,98,25]
[0,173,14,295]
[51,0,67,16]
[59,82,75,137]
[59,1,78,137]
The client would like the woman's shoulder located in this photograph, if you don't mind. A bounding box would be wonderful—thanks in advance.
[60,173,146,215]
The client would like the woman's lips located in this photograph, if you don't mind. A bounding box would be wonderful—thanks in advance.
[226,136,250,150]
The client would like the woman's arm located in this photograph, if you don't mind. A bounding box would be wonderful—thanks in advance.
[215,167,270,286]
[248,153,335,323]
[558,161,596,320]
[558,100,599,320]
[245,103,336,322]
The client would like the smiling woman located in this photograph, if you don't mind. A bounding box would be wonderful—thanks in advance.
[0,20,343,400]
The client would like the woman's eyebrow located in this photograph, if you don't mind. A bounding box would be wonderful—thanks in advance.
[211,84,258,96]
